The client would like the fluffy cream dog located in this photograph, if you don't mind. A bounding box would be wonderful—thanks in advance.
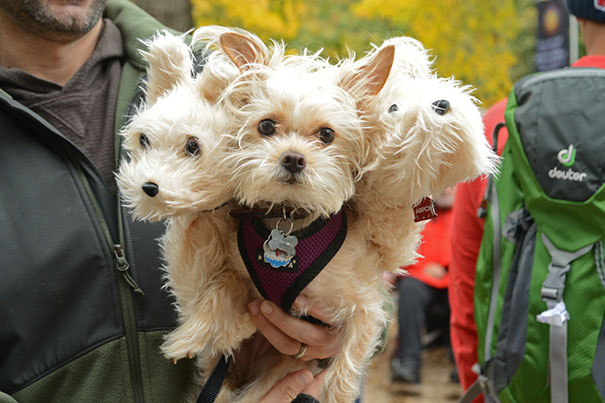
[119,28,389,402]
[143,28,393,403]
[119,28,498,403]
[360,38,496,208]
[117,31,233,220]
[187,28,495,403]
[351,37,499,273]
[116,31,250,378]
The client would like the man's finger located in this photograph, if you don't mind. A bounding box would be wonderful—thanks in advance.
[259,370,314,403]
[259,300,333,349]
[300,369,327,398]
[248,300,301,356]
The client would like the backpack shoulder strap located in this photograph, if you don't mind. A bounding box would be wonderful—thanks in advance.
[536,234,594,403]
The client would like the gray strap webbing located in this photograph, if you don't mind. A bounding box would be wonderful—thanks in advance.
[596,241,605,290]
[593,311,605,398]
[538,234,594,403]
[459,376,501,403]
[549,323,568,403]
[459,379,483,403]
[482,122,506,361]
[595,244,605,397]
[485,184,501,361]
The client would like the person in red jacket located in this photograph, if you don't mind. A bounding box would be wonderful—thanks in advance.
[448,98,508,395]
[391,187,456,384]
[448,0,605,398]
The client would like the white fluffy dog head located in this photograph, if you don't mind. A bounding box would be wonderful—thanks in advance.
[212,29,394,219]
[361,38,498,207]
[117,31,232,221]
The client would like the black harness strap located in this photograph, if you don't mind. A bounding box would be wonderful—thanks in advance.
[196,354,232,403]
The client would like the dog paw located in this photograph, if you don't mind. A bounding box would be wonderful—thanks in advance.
[161,327,209,362]
[168,351,196,364]
[164,352,195,365]
[161,340,198,363]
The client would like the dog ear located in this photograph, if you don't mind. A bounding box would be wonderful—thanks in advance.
[141,31,193,105]
[195,54,239,102]
[382,36,432,80]
[219,32,267,70]
[341,44,395,99]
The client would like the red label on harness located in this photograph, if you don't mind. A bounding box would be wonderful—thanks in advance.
[413,197,437,222]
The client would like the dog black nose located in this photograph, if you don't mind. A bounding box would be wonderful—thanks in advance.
[431,99,450,115]
[142,182,159,197]
[280,151,306,174]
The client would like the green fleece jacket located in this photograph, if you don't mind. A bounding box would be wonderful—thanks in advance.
[0,1,196,402]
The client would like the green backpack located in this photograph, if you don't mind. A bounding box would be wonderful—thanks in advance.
[462,68,605,403]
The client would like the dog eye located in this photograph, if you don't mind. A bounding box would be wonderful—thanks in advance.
[185,137,201,156]
[388,104,399,113]
[139,133,151,149]
[318,127,335,144]
[258,119,277,136]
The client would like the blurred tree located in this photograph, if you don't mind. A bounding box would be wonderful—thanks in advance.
[190,0,396,62]
[133,0,194,32]
[286,0,391,59]
[191,0,306,40]
[189,0,537,106]
[353,0,536,106]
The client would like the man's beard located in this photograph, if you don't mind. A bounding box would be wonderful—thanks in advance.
[1,0,107,39]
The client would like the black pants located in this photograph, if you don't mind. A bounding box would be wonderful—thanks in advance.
[396,276,449,368]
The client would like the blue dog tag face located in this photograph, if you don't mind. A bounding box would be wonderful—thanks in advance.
[263,228,298,268]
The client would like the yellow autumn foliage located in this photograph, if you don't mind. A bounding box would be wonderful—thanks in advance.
[353,0,530,106]
[191,0,306,40]
[191,0,536,106]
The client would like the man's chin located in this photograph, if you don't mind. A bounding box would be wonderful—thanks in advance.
[13,0,106,39]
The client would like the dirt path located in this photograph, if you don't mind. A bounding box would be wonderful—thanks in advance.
[363,299,463,402]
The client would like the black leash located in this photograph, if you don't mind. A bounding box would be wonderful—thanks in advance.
[196,354,232,403]
[193,350,322,403]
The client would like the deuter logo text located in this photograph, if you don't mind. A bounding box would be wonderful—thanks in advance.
[549,144,587,182]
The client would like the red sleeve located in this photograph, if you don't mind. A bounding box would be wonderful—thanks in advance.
[406,208,452,289]
[448,98,508,397]
[449,176,486,394]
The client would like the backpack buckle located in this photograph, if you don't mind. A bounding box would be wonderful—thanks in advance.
[540,262,571,303]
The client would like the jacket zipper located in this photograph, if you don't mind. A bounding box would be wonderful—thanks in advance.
[75,165,146,403]
[114,244,144,295]
[111,241,146,403]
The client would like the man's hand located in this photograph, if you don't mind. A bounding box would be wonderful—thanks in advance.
[382,270,398,287]
[422,262,447,280]
[248,296,343,361]
[259,369,327,403]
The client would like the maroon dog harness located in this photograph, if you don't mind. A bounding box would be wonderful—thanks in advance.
[237,209,347,313]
